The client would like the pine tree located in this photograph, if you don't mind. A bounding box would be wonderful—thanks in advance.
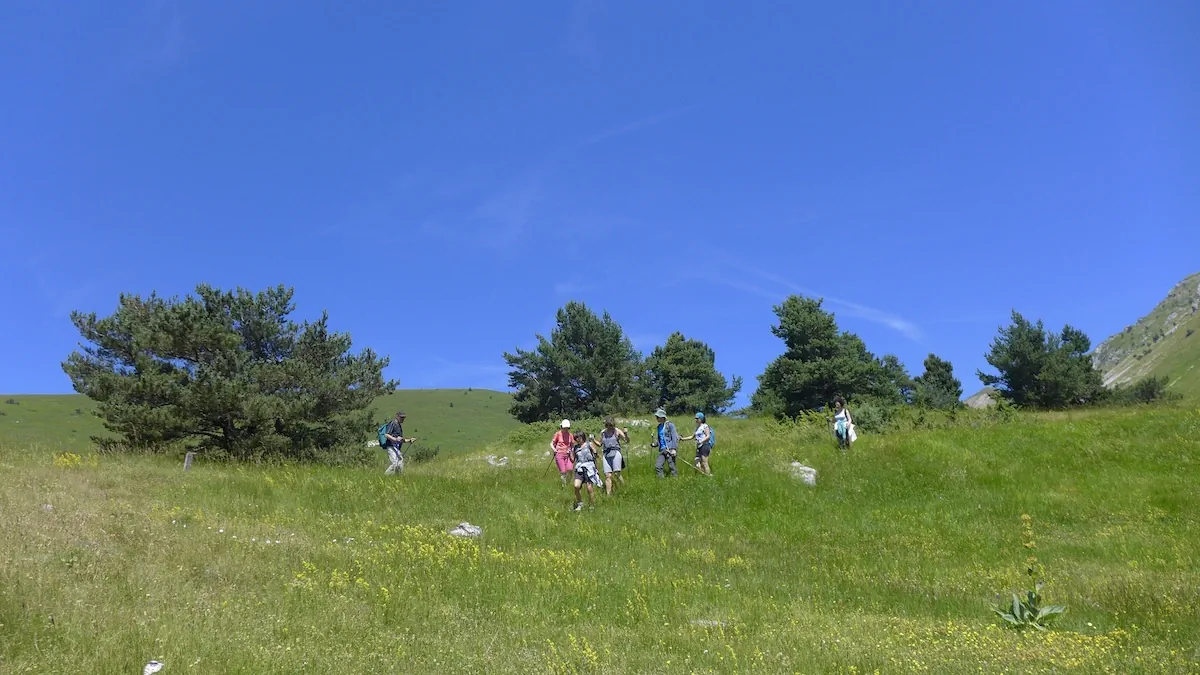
[62,285,394,460]
[914,353,963,409]
[978,311,1104,408]
[504,301,652,422]
[645,332,742,415]
[751,295,886,417]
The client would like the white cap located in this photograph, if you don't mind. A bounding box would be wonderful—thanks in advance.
[560,419,571,428]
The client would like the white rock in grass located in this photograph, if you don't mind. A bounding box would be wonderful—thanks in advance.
[144,661,164,675]
[448,522,482,538]
[690,619,726,629]
[485,455,509,467]
[789,462,817,486]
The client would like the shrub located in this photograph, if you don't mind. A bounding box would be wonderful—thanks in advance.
[1109,375,1181,405]
[4,398,18,405]
[505,416,607,450]
[844,398,897,433]
[405,443,440,464]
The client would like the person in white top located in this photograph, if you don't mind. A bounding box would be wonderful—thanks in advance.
[680,412,714,476]
[830,395,854,451]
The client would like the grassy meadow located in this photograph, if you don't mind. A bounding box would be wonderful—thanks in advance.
[2,406,1199,673]
[0,389,517,456]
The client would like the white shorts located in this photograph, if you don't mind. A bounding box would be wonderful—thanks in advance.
[602,451,623,474]
[575,462,601,485]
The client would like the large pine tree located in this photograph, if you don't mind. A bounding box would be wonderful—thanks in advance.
[62,284,394,460]
[645,332,742,415]
[751,295,886,417]
[504,301,652,422]
[978,311,1104,408]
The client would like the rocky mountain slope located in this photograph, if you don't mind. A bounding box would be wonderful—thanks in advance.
[1092,272,1200,396]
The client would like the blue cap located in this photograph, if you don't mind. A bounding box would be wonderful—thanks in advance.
[695,412,705,420]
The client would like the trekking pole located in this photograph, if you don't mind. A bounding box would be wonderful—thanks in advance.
[680,453,705,474]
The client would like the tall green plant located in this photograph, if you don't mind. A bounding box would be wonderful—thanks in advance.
[993,514,1066,631]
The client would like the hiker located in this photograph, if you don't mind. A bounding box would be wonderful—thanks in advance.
[598,416,630,495]
[382,411,416,475]
[571,431,601,511]
[551,419,575,486]
[831,396,855,450]
[680,412,714,476]
[650,408,679,478]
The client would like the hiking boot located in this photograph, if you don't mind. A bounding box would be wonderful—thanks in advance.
[573,502,583,512]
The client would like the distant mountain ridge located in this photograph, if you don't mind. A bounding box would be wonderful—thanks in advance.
[1092,272,1200,397]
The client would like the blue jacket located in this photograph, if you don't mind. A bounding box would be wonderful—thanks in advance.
[657,421,679,451]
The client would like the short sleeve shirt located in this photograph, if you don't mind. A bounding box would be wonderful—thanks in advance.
[385,420,403,448]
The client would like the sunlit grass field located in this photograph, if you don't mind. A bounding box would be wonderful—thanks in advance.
[2,408,1198,673]
[0,389,518,455]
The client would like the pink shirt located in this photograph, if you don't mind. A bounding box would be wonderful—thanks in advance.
[552,430,573,455]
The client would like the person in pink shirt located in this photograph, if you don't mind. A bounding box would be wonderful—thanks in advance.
[550,419,574,486]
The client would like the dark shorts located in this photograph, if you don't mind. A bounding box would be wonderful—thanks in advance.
[695,442,712,458]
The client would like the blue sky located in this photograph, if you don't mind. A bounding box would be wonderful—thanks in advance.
[2,2,1198,406]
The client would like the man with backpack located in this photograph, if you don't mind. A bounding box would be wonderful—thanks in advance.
[681,412,714,476]
[379,411,416,475]
[650,408,679,478]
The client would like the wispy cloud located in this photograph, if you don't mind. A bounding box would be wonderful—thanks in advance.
[710,277,779,302]
[570,106,695,150]
[627,332,665,352]
[564,0,604,67]
[116,0,187,78]
[471,172,545,247]
[26,256,96,319]
[925,312,1005,326]
[712,261,923,342]
[467,105,691,248]
[553,280,591,297]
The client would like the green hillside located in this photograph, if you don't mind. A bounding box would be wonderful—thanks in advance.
[0,395,106,449]
[2,408,1197,673]
[1093,272,1200,397]
[0,389,518,454]
[371,388,519,452]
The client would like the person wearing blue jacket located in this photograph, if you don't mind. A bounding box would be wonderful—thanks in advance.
[650,408,679,478]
